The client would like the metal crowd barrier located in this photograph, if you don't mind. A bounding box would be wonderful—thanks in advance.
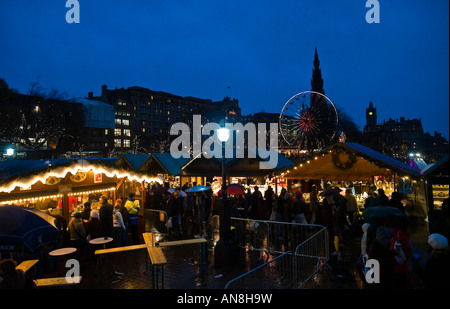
[229,217,326,255]
[223,217,329,289]
[224,251,295,289]
[144,209,170,237]
[294,226,329,288]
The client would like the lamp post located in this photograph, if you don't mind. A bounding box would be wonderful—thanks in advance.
[214,126,234,267]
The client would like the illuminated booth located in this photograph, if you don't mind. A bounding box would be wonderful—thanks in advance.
[0,159,162,222]
[277,142,424,215]
[422,154,449,235]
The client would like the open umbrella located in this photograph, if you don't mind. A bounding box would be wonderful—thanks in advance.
[319,187,343,197]
[227,184,246,195]
[362,206,406,219]
[0,205,60,253]
[167,188,187,197]
[185,185,211,193]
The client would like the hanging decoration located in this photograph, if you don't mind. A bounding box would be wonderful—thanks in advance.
[69,171,87,183]
[331,149,357,170]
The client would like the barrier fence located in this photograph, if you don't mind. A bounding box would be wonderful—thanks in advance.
[228,217,326,255]
[223,217,329,289]
[224,250,295,289]
[144,209,169,237]
[144,212,330,289]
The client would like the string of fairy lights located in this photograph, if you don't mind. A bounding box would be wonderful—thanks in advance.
[0,163,163,206]
[0,187,118,205]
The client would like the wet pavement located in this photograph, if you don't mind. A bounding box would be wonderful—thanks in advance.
[35,216,431,290]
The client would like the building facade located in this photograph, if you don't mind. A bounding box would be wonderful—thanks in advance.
[94,85,241,154]
[363,101,448,163]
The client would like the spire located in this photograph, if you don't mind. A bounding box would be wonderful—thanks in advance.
[311,47,325,95]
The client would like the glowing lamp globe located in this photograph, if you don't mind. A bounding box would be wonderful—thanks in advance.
[217,128,230,143]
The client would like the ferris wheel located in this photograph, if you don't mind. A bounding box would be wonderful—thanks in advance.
[279,91,339,152]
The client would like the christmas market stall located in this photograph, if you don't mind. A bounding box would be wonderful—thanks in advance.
[0,159,162,223]
[422,154,449,236]
[277,142,424,216]
[180,151,293,213]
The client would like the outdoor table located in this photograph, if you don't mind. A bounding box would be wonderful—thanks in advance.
[49,247,77,275]
[89,237,118,286]
[49,247,77,256]
[89,237,113,248]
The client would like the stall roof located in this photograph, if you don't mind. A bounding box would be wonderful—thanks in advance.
[341,143,421,176]
[0,159,163,193]
[152,153,191,175]
[279,142,421,181]
[0,159,73,184]
[422,154,449,184]
[180,150,293,177]
[118,154,151,170]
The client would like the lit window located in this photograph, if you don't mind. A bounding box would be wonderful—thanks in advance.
[115,119,122,125]
[123,129,131,137]
[114,139,122,147]
[122,119,130,126]
[123,139,130,147]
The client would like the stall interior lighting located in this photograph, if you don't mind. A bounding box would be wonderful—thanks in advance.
[1,194,63,205]
[0,187,117,206]
[68,187,116,196]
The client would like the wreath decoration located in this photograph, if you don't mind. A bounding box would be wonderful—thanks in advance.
[331,149,357,170]
[70,171,87,183]
[44,176,62,185]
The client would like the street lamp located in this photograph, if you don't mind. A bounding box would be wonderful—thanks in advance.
[5,148,14,157]
[214,125,234,267]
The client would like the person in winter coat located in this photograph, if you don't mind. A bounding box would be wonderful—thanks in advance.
[345,187,358,224]
[113,203,126,247]
[413,233,450,289]
[367,226,400,289]
[167,190,182,238]
[292,192,308,224]
[0,259,36,289]
[99,195,114,238]
[68,212,86,259]
[124,193,140,244]
[385,215,412,288]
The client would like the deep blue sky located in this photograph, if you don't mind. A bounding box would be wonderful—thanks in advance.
[1,0,448,139]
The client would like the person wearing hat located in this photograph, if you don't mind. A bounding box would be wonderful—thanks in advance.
[413,233,450,289]
[68,212,86,259]
[85,210,102,262]
[85,210,102,240]
[367,226,397,288]
[81,202,92,221]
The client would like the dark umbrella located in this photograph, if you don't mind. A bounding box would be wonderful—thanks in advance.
[0,205,60,253]
[362,206,406,219]
[185,185,211,193]
[227,184,246,195]
[152,186,169,193]
[319,187,343,197]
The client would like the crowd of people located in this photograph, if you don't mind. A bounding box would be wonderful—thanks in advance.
[2,181,449,289]
[46,193,142,265]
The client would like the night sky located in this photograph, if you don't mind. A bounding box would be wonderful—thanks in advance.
[1,1,448,139]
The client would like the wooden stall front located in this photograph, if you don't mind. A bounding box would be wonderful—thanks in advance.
[0,160,162,222]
